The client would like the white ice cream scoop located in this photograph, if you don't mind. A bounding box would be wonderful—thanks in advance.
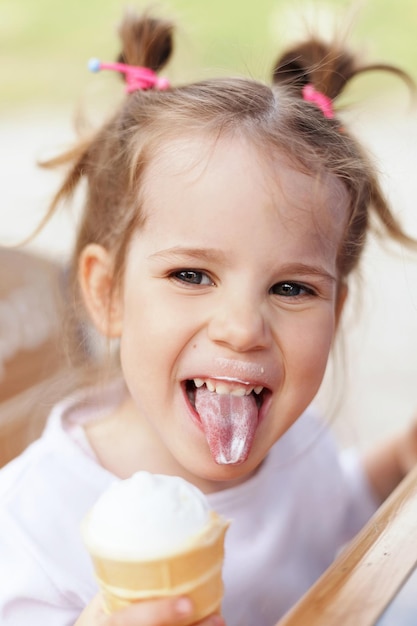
[83,471,212,560]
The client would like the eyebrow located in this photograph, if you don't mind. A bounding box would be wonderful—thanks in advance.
[148,248,337,282]
[277,262,337,283]
[148,247,230,264]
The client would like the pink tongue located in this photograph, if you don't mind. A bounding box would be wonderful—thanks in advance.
[194,385,258,465]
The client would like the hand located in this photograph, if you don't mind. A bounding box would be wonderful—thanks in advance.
[75,594,226,626]
[364,415,417,502]
[396,418,417,477]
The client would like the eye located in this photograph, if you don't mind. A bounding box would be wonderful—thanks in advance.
[171,270,214,286]
[270,282,314,297]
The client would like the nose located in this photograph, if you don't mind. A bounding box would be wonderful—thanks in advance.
[207,294,271,353]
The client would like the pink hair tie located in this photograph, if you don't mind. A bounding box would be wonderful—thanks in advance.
[88,58,170,93]
[302,83,334,119]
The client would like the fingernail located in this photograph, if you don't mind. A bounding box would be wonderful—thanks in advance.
[175,597,193,616]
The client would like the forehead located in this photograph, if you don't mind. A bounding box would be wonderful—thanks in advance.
[141,133,349,249]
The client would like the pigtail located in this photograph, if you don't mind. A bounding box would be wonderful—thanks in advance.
[32,10,176,246]
[272,37,417,267]
[116,10,174,77]
[272,39,356,99]
[272,38,414,102]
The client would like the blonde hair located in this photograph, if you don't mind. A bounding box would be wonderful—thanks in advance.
[41,10,416,310]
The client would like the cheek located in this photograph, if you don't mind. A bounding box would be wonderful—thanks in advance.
[284,312,336,382]
[118,291,189,378]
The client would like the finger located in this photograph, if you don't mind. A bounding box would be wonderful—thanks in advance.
[74,594,108,625]
[106,596,194,626]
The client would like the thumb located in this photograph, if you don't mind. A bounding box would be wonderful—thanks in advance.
[74,593,108,625]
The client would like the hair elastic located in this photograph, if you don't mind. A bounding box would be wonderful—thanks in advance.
[88,58,170,93]
[302,84,334,119]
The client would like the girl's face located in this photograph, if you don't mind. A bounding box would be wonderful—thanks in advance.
[110,135,348,491]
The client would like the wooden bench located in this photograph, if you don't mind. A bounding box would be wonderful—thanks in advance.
[0,248,72,466]
[276,463,417,625]
[0,370,77,466]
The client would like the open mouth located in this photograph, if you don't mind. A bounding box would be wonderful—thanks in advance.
[183,377,271,465]
[185,378,268,413]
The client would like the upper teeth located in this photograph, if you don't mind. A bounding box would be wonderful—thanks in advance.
[193,378,263,396]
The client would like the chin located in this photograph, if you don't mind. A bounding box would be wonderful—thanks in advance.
[176,446,265,492]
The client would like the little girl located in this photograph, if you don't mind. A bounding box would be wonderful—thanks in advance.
[1,9,417,626]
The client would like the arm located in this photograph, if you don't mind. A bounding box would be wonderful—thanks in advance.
[74,594,225,626]
[362,418,417,503]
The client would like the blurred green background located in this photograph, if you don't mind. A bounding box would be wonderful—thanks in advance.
[2,0,417,113]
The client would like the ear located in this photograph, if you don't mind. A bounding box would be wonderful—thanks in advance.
[78,244,123,338]
[335,282,348,330]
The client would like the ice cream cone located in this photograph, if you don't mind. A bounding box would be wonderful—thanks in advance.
[83,511,229,623]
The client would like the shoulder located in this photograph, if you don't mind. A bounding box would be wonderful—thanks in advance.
[0,400,116,619]
[0,398,114,534]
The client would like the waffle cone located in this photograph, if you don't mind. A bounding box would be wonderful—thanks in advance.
[83,512,229,623]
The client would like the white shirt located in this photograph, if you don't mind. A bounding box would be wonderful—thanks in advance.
[0,382,378,626]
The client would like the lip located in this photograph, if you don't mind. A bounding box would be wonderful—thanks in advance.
[212,357,275,388]
[181,358,276,391]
